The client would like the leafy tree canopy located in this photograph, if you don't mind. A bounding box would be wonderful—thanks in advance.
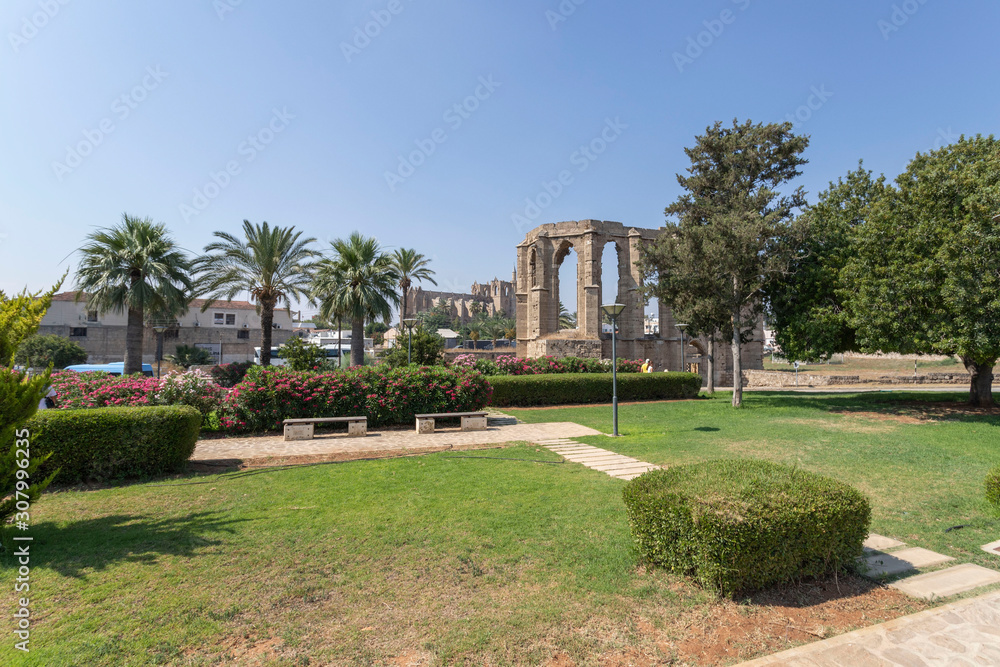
[15,334,88,370]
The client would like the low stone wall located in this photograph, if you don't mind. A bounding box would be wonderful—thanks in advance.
[743,370,971,388]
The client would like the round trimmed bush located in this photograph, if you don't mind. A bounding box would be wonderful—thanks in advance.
[622,459,871,596]
[986,464,1000,510]
[25,405,201,483]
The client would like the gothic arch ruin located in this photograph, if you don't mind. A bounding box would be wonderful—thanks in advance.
[514,219,763,385]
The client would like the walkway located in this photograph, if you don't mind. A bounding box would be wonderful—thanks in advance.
[191,419,602,465]
[534,438,660,480]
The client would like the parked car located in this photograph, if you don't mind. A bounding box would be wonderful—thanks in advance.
[63,362,155,377]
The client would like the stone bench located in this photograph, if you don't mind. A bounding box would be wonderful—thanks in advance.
[283,416,367,441]
[414,411,488,434]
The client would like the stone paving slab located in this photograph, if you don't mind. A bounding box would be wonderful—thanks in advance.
[981,539,1000,556]
[890,563,1000,600]
[863,533,906,553]
[862,547,955,577]
[192,422,603,462]
[563,454,638,463]
[538,439,662,480]
[737,589,1000,666]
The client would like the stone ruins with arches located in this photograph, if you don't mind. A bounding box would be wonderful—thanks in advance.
[515,219,763,386]
[405,276,516,326]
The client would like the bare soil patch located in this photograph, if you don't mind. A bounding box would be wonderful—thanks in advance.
[832,401,1000,423]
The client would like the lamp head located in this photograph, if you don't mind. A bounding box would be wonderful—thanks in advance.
[601,303,626,318]
[402,318,417,330]
[676,323,688,331]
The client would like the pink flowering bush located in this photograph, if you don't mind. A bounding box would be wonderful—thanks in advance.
[218,365,492,433]
[50,370,224,418]
[455,355,644,376]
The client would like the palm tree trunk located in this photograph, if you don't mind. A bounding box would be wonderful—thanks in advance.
[351,315,365,367]
[400,285,409,323]
[125,306,144,375]
[260,301,274,366]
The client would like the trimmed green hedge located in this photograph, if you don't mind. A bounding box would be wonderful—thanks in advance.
[987,464,1000,510]
[25,406,201,484]
[622,459,871,596]
[487,371,702,407]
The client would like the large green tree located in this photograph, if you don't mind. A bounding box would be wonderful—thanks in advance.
[312,232,400,367]
[194,220,317,366]
[842,136,1000,406]
[641,119,809,406]
[391,248,436,322]
[766,164,885,362]
[15,334,88,369]
[75,214,192,375]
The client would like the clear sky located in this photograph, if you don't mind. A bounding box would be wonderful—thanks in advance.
[2,0,998,318]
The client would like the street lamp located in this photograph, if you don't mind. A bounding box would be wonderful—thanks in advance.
[402,318,417,365]
[151,322,170,378]
[676,323,688,373]
[602,303,626,437]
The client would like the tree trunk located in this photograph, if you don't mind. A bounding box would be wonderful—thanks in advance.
[260,301,274,366]
[400,285,409,323]
[124,306,144,375]
[731,311,743,408]
[707,336,716,394]
[963,356,995,407]
[351,316,365,367]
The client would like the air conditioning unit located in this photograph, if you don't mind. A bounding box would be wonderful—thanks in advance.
[242,324,249,328]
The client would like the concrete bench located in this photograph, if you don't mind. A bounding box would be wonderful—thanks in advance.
[414,411,488,434]
[283,416,367,441]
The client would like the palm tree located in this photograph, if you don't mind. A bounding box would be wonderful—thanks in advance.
[391,248,436,323]
[312,232,399,367]
[194,221,317,366]
[558,301,577,330]
[75,214,193,375]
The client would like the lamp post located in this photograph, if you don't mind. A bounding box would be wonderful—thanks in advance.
[676,323,688,373]
[402,318,417,365]
[602,303,626,437]
[151,322,169,378]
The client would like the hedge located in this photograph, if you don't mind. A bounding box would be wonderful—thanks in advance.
[487,372,702,407]
[987,464,1000,510]
[622,459,871,596]
[219,365,492,432]
[25,405,202,484]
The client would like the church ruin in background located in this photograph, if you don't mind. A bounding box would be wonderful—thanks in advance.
[405,276,516,325]
[515,219,763,386]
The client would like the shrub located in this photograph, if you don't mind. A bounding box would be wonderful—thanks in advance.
[165,344,214,369]
[986,464,1000,510]
[622,459,871,596]
[25,405,201,483]
[487,372,702,407]
[383,328,445,367]
[15,334,88,369]
[279,337,329,371]
[218,365,491,432]
[49,370,224,418]
[211,361,254,388]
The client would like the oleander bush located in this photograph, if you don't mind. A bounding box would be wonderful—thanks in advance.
[487,372,702,407]
[25,405,202,483]
[218,365,492,432]
[210,361,254,388]
[986,464,1000,510]
[622,459,871,596]
[49,369,225,418]
[451,354,644,376]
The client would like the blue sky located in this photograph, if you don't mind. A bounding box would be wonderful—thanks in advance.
[2,0,998,318]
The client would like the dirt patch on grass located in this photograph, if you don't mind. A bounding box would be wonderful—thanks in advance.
[775,416,899,433]
[832,401,1000,424]
[662,575,926,665]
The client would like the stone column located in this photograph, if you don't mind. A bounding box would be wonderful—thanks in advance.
[579,232,601,338]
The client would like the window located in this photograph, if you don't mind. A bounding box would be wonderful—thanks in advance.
[213,313,225,325]
[164,329,179,340]
[86,310,98,322]
[70,327,87,337]
[226,313,236,325]
[237,330,249,339]
[214,312,237,325]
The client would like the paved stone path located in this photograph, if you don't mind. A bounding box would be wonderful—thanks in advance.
[738,588,1000,666]
[534,438,660,480]
[191,420,602,464]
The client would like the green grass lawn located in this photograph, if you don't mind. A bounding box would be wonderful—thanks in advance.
[3,391,998,665]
